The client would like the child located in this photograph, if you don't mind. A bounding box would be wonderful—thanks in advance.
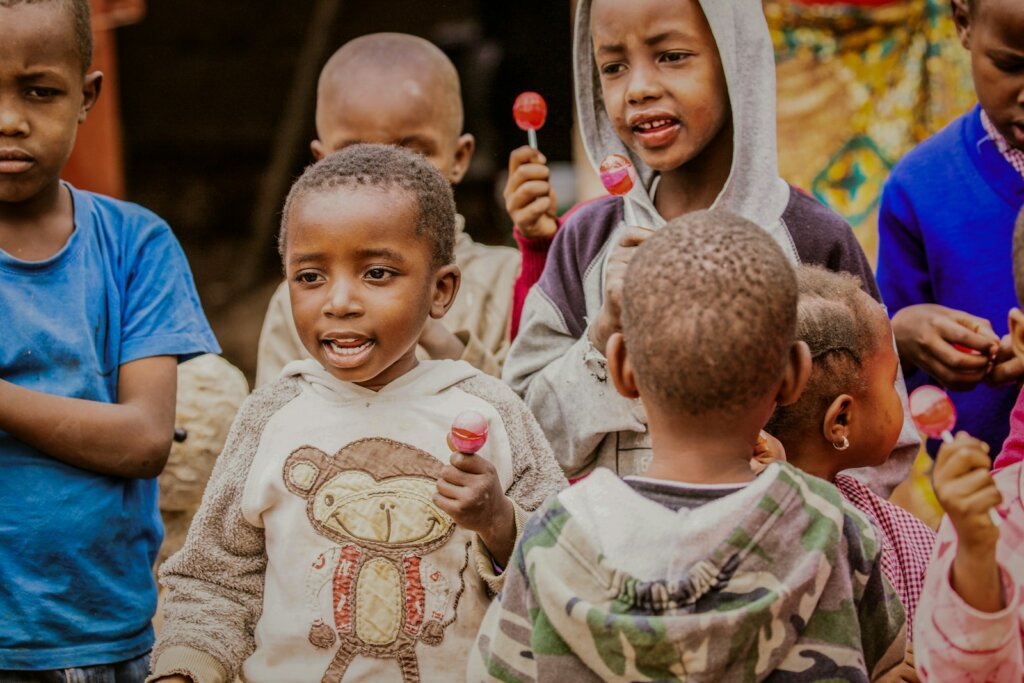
[471,212,907,681]
[502,0,920,494]
[876,0,1024,459]
[150,145,566,683]
[256,33,519,384]
[996,206,1024,471]
[765,266,936,635]
[0,0,219,677]
[913,203,1024,682]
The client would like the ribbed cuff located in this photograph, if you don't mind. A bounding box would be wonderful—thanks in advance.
[935,561,1019,652]
[148,646,227,683]
[473,500,529,596]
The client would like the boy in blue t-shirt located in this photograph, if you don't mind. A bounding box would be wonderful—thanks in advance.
[877,0,1024,458]
[0,0,219,677]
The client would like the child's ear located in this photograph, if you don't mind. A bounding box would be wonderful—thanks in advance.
[822,394,854,449]
[1009,308,1024,361]
[606,332,640,400]
[78,71,102,124]
[951,0,972,48]
[776,341,812,407]
[448,133,476,185]
[310,139,327,161]
[429,264,461,319]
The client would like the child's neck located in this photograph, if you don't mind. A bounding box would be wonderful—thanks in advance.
[782,436,842,483]
[0,180,74,261]
[654,120,734,221]
[643,405,759,486]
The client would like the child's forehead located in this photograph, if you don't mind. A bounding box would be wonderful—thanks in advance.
[590,0,713,41]
[0,2,81,70]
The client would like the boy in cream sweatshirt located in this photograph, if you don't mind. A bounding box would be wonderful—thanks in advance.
[150,145,566,683]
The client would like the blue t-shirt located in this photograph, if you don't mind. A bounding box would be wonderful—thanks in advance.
[0,185,219,669]
[878,105,1024,457]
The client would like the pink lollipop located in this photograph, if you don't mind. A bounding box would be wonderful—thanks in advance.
[450,410,489,454]
[599,154,639,227]
[910,385,1005,526]
[513,92,547,150]
[909,385,957,443]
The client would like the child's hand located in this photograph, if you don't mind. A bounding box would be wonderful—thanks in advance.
[891,304,998,391]
[933,432,1004,613]
[504,146,558,240]
[435,451,516,565]
[752,430,786,474]
[589,226,654,353]
[986,333,1024,386]
[879,642,919,682]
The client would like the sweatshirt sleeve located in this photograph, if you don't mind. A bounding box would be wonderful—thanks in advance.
[994,390,1024,472]
[502,203,647,478]
[511,226,555,343]
[877,170,933,318]
[914,518,1023,682]
[149,380,302,683]
[255,281,307,388]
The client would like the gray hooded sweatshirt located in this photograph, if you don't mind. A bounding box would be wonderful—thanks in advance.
[502,0,921,493]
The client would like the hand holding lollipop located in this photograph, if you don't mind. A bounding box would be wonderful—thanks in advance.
[599,153,640,227]
[513,92,547,151]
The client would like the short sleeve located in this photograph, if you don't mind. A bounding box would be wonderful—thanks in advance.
[120,220,220,364]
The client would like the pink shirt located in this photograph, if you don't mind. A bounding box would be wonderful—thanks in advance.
[915,462,1024,682]
[995,390,1024,472]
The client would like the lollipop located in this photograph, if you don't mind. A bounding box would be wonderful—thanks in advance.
[599,153,639,227]
[450,410,489,454]
[513,92,547,150]
[909,385,1004,525]
[908,385,957,443]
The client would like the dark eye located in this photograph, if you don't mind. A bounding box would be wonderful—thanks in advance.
[661,51,691,64]
[26,87,60,99]
[295,271,321,284]
[365,267,393,281]
[324,494,335,507]
[600,62,625,76]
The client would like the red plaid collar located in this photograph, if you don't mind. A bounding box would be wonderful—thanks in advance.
[981,109,1024,180]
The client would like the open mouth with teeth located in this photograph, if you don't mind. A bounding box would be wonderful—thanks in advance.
[633,119,676,133]
[321,337,375,368]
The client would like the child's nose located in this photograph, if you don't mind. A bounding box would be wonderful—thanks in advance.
[0,97,29,137]
[322,280,364,318]
[626,61,663,105]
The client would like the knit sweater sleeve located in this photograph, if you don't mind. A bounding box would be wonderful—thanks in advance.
[148,378,303,683]
[914,517,1023,682]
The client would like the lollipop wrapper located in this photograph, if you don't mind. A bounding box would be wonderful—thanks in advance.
[599,154,636,196]
[450,410,489,454]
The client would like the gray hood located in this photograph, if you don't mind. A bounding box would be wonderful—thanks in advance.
[573,0,797,261]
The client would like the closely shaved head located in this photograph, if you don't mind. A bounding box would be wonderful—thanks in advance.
[317,33,463,141]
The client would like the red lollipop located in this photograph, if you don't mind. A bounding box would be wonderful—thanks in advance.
[450,410,489,454]
[909,385,957,442]
[599,154,639,226]
[513,92,547,149]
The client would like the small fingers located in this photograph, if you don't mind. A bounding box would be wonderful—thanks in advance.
[508,145,544,174]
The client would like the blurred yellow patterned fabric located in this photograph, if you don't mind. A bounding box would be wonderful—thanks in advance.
[767,0,975,264]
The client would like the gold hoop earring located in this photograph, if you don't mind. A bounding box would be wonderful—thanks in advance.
[833,436,850,451]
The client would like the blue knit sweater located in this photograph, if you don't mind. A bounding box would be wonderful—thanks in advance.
[878,105,1024,456]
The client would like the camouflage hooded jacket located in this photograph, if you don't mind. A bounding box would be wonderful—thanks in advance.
[469,463,907,682]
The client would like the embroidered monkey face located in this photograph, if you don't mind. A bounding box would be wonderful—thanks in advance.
[283,437,455,554]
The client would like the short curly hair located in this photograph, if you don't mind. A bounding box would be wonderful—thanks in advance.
[278,144,456,269]
[621,210,798,416]
[765,266,883,439]
[1,0,92,72]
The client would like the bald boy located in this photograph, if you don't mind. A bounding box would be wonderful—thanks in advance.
[256,33,520,383]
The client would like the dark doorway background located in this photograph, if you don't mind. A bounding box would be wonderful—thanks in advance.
[116,1,573,378]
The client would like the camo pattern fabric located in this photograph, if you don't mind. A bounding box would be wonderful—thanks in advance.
[470,463,906,682]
